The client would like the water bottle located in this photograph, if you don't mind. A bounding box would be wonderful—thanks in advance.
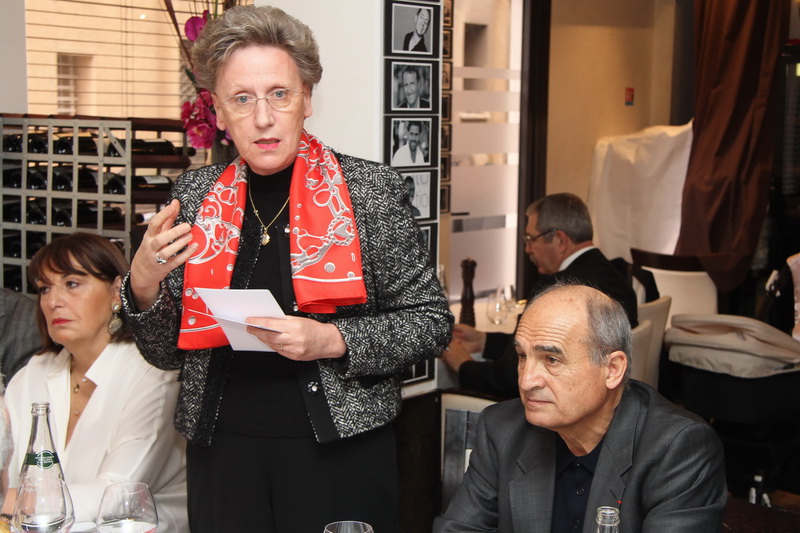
[594,506,620,533]
[12,402,75,533]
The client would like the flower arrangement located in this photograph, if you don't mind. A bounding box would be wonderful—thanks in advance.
[163,1,242,150]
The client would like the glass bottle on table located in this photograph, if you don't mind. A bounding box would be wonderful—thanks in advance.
[12,402,75,533]
[594,506,620,533]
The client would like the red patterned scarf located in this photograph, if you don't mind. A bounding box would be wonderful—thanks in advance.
[178,131,366,350]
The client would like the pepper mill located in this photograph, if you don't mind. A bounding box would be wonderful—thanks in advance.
[460,258,477,326]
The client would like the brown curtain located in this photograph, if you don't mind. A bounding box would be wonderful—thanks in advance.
[674,0,788,294]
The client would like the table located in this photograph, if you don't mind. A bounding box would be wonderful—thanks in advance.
[722,497,800,532]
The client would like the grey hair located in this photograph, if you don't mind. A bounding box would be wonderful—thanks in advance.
[191,5,323,93]
[530,282,631,383]
[526,193,593,244]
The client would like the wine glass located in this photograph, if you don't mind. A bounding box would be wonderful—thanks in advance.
[12,475,75,533]
[486,286,510,325]
[324,522,374,533]
[96,482,158,533]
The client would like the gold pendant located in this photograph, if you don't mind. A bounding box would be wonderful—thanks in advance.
[260,227,270,246]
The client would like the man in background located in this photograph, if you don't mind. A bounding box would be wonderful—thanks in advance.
[403,8,431,52]
[441,193,638,397]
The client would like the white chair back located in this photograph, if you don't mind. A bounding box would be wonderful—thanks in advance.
[629,319,653,384]
[637,295,672,388]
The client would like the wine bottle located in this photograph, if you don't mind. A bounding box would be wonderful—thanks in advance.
[69,200,124,229]
[27,166,48,190]
[3,198,22,223]
[26,199,47,225]
[3,234,21,258]
[26,133,49,154]
[2,134,23,153]
[3,266,23,292]
[594,506,620,533]
[13,402,75,533]
[52,166,98,193]
[107,138,177,157]
[51,199,73,228]
[2,165,22,188]
[104,173,126,195]
[27,233,47,259]
[53,133,97,155]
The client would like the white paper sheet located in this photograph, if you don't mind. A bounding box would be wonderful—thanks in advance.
[194,288,287,352]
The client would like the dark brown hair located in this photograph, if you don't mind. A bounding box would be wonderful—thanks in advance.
[28,232,131,352]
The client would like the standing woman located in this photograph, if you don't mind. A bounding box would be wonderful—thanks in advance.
[121,5,452,532]
[3,233,187,531]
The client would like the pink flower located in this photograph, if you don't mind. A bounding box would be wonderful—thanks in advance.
[181,89,217,149]
[184,10,210,42]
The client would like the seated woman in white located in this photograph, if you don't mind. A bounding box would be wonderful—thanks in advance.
[2,233,188,531]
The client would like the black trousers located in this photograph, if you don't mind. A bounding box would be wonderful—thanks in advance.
[186,424,399,533]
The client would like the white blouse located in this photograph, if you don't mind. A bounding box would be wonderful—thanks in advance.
[6,342,188,531]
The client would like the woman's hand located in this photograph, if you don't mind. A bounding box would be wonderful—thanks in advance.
[245,316,347,361]
[129,199,198,311]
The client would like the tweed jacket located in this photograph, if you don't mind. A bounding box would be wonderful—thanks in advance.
[434,381,727,532]
[121,152,453,446]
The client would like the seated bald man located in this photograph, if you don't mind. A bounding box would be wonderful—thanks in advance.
[434,284,726,532]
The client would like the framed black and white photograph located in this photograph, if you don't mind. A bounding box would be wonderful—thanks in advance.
[442,28,452,59]
[440,184,451,213]
[400,359,435,386]
[441,92,452,122]
[419,222,439,258]
[440,153,451,183]
[385,116,439,168]
[388,2,440,58]
[441,122,451,153]
[386,60,439,113]
[443,0,453,27]
[442,61,452,91]
[401,169,438,221]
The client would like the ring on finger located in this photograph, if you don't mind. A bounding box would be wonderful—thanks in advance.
[155,252,168,265]
[279,344,284,351]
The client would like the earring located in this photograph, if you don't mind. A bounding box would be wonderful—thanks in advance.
[108,302,122,336]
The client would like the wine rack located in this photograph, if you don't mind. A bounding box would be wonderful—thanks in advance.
[1,114,193,293]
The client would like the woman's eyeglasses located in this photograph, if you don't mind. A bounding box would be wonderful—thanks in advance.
[219,88,304,116]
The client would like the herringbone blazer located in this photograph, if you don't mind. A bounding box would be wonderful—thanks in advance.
[121,152,453,446]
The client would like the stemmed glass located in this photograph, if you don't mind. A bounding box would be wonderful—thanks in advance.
[12,476,75,533]
[324,522,374,533]
[486,285,511,325]
[95,482,158,533]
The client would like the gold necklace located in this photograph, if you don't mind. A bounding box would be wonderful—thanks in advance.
[248,186,290,246]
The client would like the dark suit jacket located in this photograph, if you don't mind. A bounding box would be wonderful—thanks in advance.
[434,381,727,532]
[403,31,428,52]
[458,248,639,398]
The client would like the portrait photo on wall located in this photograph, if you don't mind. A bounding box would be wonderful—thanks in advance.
[419,222,439,259]
[386,60,439,113]
[442,28,452,58]
[443,0,453,27]
[441,122,452,152]
[440,153,451,182]
[442,60,452,91]
[386,116,439,168]
[401,169,438,221]
[387,1,440,57]
[441,92,452,122]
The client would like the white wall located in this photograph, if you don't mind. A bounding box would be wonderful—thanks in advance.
[547,0,675,199]
[258,0,383,162]
[0,1,28,113]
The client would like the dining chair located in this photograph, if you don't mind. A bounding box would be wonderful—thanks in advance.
[630,248,717,325]
[629,319,653,385]
[637,295,672,389]
[440,391,497,510]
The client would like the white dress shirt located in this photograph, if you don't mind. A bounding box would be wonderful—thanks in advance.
[6,342,188,531]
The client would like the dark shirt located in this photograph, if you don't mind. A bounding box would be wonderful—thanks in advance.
[215,165,315,439]
[552,436,604,533]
